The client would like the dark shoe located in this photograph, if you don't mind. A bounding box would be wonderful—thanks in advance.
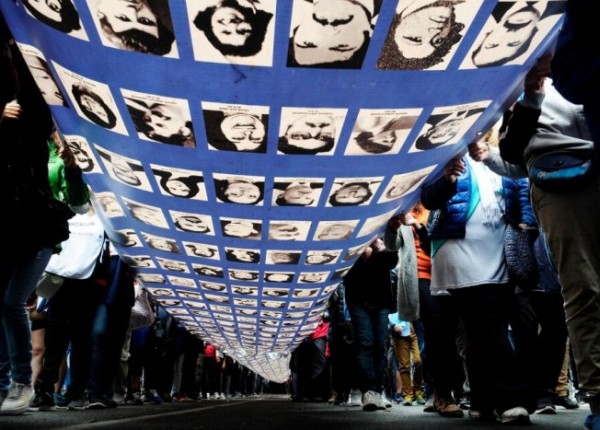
[28,390,55,411]
[88,393,118,409]
[553,395,580,410]
[53,391,71,409]
[437,398,464,418]
[124,391,143,405]
[536,398,557,415]
[459,394,471,410]
[67,393,89,411]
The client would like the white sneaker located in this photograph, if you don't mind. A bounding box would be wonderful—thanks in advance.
[379,393,392,409]
[499,406,530,425]
[347,389,362,407]
[212,392,221,400]
[0,383,33,415]
[362,390,381,411]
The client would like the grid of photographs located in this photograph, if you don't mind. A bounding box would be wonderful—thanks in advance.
[5,0,567,382]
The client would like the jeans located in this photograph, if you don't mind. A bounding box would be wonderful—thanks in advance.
[348,304,390,393]
[0,247,53,391]
[531,174,600,412]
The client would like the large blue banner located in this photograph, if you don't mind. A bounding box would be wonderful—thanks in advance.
[1,0,565,382]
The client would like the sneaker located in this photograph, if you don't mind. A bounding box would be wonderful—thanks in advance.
[212,392,221,400]
[124,391,143,405]
[172,393,190,402]
[584,414,600,430]
[0,391,7,409]
[403,394,414,406]
[553,395,580,410]
[28,389,55,411]
[437,398,464,418]
[415,392,426,405]
[498,406,530,425]
[459,394,471,410]
[378,393,392,409]
[67,393,89,411]
[142,389,163,405]
[535,398,556,415]
[469,408,496,422]
[423,396,437,413]
[0,383,34,415]
[393,393,404,404]
[88,393,118,409]
[362,390,380,412]
[347,389,362,407]
[53,392,70,409]
[332,393,346,405]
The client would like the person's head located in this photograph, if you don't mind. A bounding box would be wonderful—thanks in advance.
[174,215,211,233]
[139,104,193,144]
[217,113,266,151]
[222,220,260,238]
[162,260,187,271]
[416,113,464,150]
[111,157,142,186]
[289,0,374,68]
[305,252,337,265]
[317,223,354,240]
[194,266,223,277]
[129,204,161,225]
[67,141,94,172]
[147,237,179,252]
[265,272,293,283]
[185,243,217,258]
[193,0,272,57]
[269,251,300,265]
[377,0,464,70]
[96,0,175,55]
[97,194,122,216]
[299,273,324,283]
[23,0,81,33]
[275,182,318,206]
[226,248,260,263]
[154,171,203,198]
[328,182,373,206]
[71,83,117,128]
[27,56,66,105]
[268,223,301,240]
[385,176,421,199]
[278,115,335,154]
[354,130,396,154]
[229,270,258,280]
[215,179,264,205]
[471,2,540,68]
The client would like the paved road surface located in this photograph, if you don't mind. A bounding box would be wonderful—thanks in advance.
[1,394,589,430]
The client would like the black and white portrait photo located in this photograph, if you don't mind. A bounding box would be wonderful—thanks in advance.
[377,0,478,71]
[53,63,128,134]
[170,210,215,235]
[96,146,153,191]
[460,1,565,69]
[278,107,347,155]
[87,0,178,57]
[187,0,276,66]
[64,135,102,174]
[326,177,382,207]
[23,0,88,39]
[272,178,325,207]
[123,90,195,147]
[213,173,265,205]
[344,108,421,155]
[202,102,269,153]
[409,102,489,152]
[378,165,436,203]
[151,164,206,200]
[287,0,381,69]
[19,44,68,106]
[122,197,170,229]
[268,220,311,241]
[183,241,220,260]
